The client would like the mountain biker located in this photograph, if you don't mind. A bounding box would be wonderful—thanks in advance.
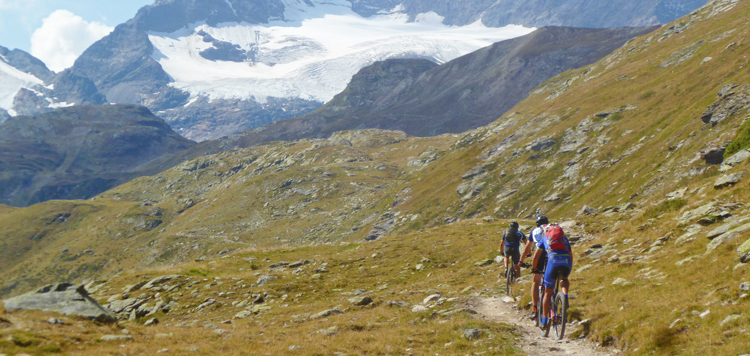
[500,221,526,283]
[521,215,548,320]
[532,221,573,330]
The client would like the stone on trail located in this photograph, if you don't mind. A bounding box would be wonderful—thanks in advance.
[501,296,515,303]
[3,283,116,323]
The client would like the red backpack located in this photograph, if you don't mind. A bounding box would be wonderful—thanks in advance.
[545,224,569,252]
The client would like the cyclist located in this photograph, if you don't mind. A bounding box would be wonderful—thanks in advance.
[532,221,573,330]
[521,215,548,320]
[500,221,526,283]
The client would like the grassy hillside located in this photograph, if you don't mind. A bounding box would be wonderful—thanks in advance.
[2,0,750,354]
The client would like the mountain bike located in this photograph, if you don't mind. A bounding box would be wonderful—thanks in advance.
[540,275,568,340]
[505,265,516,295]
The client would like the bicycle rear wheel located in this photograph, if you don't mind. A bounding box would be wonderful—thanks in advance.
[536,284,544,327]
[505,267,514,295]
[553,292,567,340]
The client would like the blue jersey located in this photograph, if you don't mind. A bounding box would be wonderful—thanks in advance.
[503,231,526,249]
[536,233,572,258]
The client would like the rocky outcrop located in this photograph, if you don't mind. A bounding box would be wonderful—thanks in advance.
[3,283,116,323]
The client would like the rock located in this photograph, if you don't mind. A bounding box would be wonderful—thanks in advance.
[349,296,373,306]
[456,182,472,195]
[462,166,486,180]
[475,259,493,267]
[527,137,556,151]
[423,294,441,304]
[270,262,290,268]
[142,275,182,290]
[720,314,741,326]
[501,296,515,303]
[144,318,159,326]
[701,146,726,164]
[101,335,133,341]
[463,329,485,340]
[289,260,310,268]
[235,310,254,319]
[411,305,428,313]
[387,301,411,308]
[612,278,632,286]
[197,298,217,310]
[714,172,748,189]
[740,282,750,292]
[699,310,710,319]
[46,318,65,325]
[544,193,561,202]
[707,224,733,240]
[706,232,739,254]
[415,263,425,271]
[123,281,148,293]
[721,150,750,171]
[666,187,688,200]
[460,286,473,294]
[310,309,343,320]
[3,283,116,323]
[738,239,750,263]
[620,202,636,211]
[317,326,339,336]
[257,275,277,286]
[577,205,597,216]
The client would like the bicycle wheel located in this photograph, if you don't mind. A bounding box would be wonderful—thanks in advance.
[553,293,567,340]
[536,284,544,327]
[505,267,514,295]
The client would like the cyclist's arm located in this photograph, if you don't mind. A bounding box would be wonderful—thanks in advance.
[520,240,532,262]
[531,247,542,267]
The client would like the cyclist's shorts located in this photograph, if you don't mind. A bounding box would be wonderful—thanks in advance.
[532,250,548,275]
[505,247,521,266]
[543,255,572,289]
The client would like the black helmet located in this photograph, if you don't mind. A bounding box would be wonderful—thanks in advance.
[536,215,549,226]
[510,221,519,229]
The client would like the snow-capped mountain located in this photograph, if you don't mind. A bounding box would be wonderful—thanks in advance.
[0,46,106,120]
[59,0,710,141]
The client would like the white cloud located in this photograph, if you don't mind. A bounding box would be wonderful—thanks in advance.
[30,9,113,72]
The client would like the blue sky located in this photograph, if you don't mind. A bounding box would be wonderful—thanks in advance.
[0,0,153,70]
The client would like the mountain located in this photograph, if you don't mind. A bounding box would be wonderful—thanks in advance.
[217,26,659,147]
[0,105,196,207]
[0,1,749,355]
[61,0,709,141]
[0,46,107,118]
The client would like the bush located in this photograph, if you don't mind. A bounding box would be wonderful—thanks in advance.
[724,119,750,158]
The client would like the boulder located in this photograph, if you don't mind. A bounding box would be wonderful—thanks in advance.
[348,296,373,306]
[706,232,739,254]
[3,283,116,323]
[714,172,748,189]
[738,239,750,263]
[720,150,750,172]
[461,166,486,180]
[257,275,277,286]
[707,224,732,240]
[310,309,343,319]
[577,205,598,216]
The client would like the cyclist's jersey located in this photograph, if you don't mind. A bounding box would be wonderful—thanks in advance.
[503,231,527,249]
[536,232,572,258]
[530,226,545,245]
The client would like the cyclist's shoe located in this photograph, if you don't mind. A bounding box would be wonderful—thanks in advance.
[519,262,531,269]
[529,306,538,320]
[540,317,549,330]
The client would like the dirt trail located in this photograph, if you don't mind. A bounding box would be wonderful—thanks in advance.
[470,297,620,356]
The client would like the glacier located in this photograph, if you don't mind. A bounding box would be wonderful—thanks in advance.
[148,0,535,105]
[0,58,44,111]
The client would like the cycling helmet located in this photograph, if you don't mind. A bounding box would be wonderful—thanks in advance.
[510,221,519,229]
[536,215,549,226]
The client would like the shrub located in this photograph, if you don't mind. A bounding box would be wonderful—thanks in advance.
[724,118,750,158]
